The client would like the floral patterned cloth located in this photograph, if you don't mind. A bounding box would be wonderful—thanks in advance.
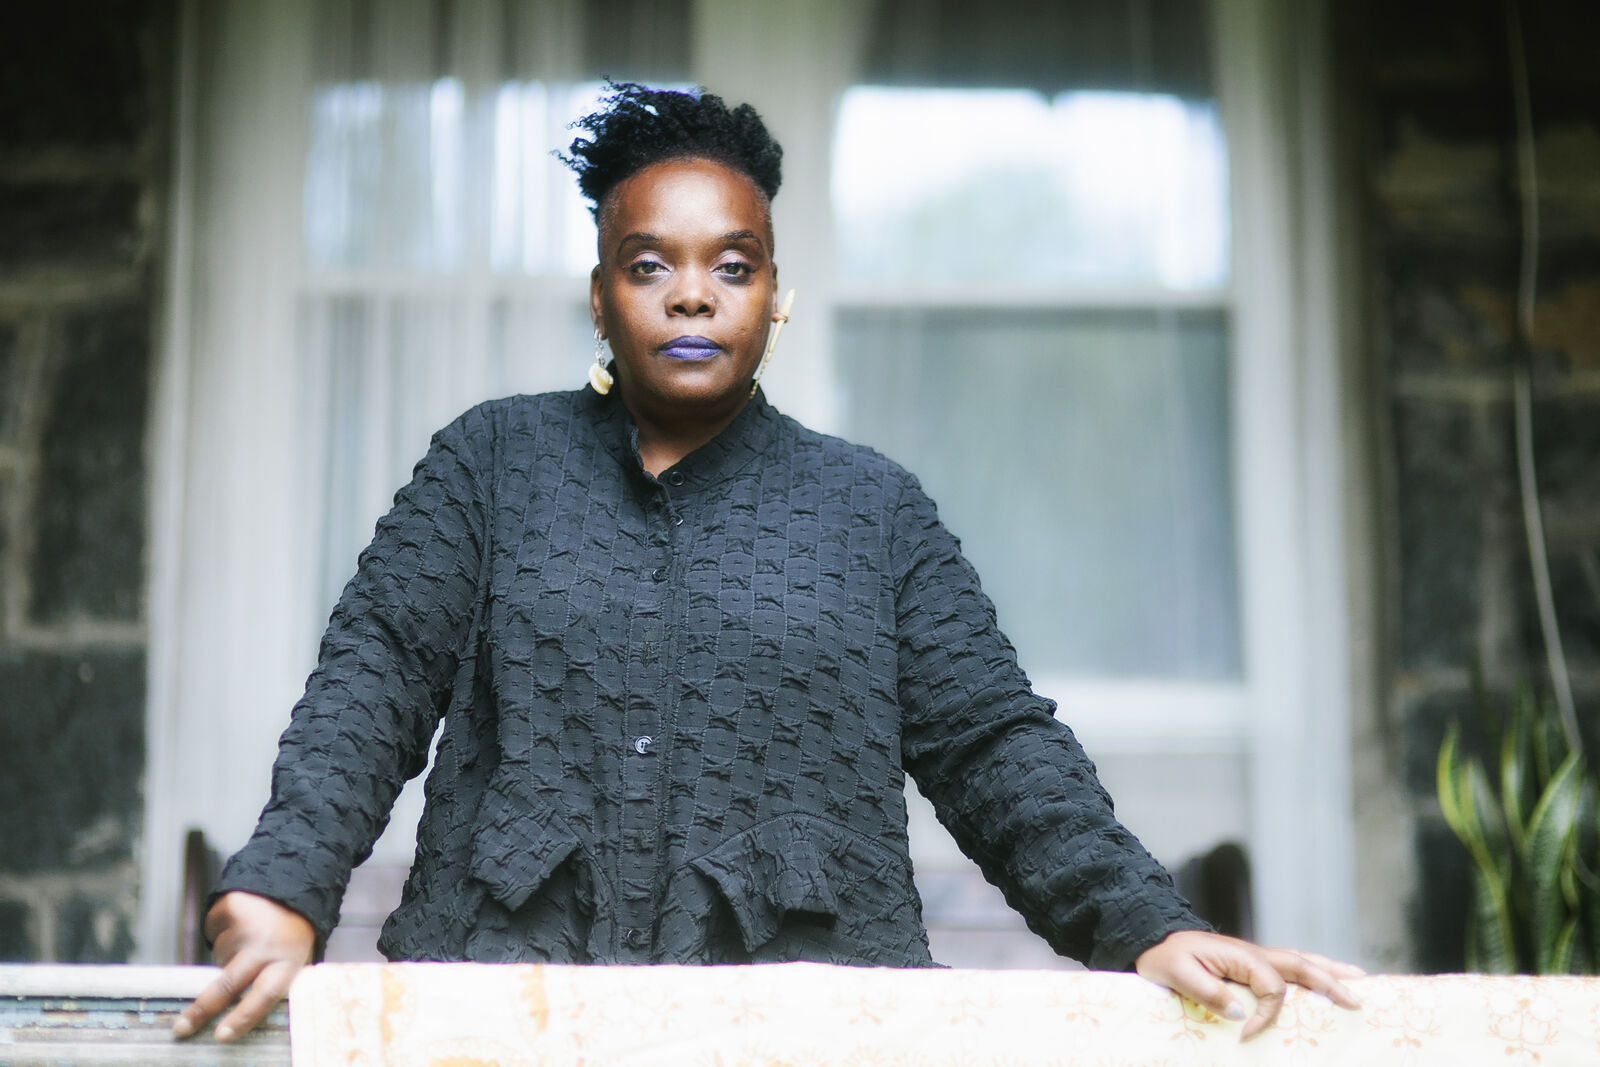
[288,962,1600,1066]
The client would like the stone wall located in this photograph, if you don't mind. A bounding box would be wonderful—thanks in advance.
[1355,0,1600,970]
[0,0,171,962]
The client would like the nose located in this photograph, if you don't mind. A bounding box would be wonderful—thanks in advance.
[668,268,714,317]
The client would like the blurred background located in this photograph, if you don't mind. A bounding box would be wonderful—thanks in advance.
[1,0,1597,975]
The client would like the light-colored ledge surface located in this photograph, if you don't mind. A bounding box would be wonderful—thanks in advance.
[8,963,1600,1065]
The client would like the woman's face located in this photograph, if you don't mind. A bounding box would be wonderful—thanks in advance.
[591,157,778,420]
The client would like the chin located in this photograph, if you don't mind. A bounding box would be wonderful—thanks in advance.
[661,379,749,409]
[640,362,753,405]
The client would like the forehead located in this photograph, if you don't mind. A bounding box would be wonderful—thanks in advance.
[599,158,772,249]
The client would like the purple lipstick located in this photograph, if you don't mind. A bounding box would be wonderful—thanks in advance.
[660,335,721,361]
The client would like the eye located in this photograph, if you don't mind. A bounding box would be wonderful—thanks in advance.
[629,258,667,277]
[715,260,753,280]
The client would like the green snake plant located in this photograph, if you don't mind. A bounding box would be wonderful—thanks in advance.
[1433,3,1595,976]
[1437,689,1600,973]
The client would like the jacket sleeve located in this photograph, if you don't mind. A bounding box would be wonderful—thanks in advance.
[891,472,1204,971]
[211,405,494,945]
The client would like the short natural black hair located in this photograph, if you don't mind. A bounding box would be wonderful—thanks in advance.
[561,82,783,224]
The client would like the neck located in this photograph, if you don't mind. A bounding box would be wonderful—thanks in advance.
[624,391,752,477]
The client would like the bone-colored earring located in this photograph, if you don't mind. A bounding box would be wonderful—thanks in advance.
[749,289,796,399]
[589,329,613,395]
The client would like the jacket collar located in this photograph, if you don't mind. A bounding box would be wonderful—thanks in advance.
[581,383,784,491]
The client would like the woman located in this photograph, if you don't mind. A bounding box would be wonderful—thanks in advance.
[176,84,1360,1044]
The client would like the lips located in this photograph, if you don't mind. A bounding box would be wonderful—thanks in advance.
[659,336,722,361]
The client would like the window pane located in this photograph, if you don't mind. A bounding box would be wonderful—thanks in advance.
[303,0,692,275]
[835,307,1241,680]
[832,87,1227,287]
[306,79,625,274]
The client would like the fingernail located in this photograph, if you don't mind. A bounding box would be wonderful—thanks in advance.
[215,1025,235,1043]
[171,1017,194,1039]
[1224,1003,1246,1021]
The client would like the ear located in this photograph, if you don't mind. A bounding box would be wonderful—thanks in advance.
[589,264,604,336]
[770,264,781,320]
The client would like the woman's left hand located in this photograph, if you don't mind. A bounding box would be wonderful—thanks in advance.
[1134,929,1364,1041]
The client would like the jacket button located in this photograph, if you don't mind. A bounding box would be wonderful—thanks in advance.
[624,928,647,948]
[633,735,653,755]
[667,470,685,486]
[651,566,666,581]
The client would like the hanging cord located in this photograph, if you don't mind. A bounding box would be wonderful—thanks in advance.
[1504,0,1580,753]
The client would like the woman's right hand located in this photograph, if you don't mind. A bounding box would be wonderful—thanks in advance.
[172,891,316,1043]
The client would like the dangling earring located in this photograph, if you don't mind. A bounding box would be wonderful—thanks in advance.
[749,289,796,398]
[589,329,613,395]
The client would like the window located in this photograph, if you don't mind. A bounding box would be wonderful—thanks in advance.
[831,81,1238,684]
[811,3,1249,756]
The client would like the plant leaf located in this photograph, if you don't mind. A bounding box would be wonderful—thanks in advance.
[1440,727,1487,861]
[1581,784,1600,971]
[1551,915,1581,973]
[1530,688,1568,786]
[1527,752,1585,972]
[1440,725,1519,969]
[1502,696,1530,857]
[1467,863,1518,973]
[1568,929,1594,976]
[1440,728,1511,879]
[1470,761,1509,863]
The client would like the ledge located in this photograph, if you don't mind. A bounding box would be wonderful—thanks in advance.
[0,964,288,1065]
[7,962,1600,1065]
[291,963,1600,1066]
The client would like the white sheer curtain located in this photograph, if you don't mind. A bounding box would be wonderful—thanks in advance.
[296,0,694,617]
[146,0,1355,964]
[144,0,706,960]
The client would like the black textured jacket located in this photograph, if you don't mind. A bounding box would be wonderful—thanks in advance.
[215,386,1201,970]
